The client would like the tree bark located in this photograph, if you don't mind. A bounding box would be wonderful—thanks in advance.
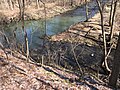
[36,0,39,9]
[109,33,120,87]
[96,0,111,73]
[19,0,29,61]
[18,0,23,20]
[109,0,118,42]
[85,0,89,21]
[109,0,114,26]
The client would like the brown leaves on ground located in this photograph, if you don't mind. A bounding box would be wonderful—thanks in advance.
[0,49,112,90]
[0,2,72,24]
[51,5,120,43]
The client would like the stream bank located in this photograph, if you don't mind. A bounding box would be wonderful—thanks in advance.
[51,1,120,45]
[51,7,120,42]
[0,0,112,72]
[0,48,112,90]
[0,1,120,89]
[48,0,120,76]
[0,0,91,24]
[0,4,72,24]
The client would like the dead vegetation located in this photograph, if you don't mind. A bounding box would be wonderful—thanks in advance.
[0,0,120,89]
[0,49,112,90]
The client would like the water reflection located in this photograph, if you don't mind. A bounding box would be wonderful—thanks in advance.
[2,1,99,49]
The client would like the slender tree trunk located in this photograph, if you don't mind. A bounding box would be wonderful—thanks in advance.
[40,0,47,36]
[20,0,29,61]
[109,0,118,42]
[85,0,89,21]
[96,0,110,73]
[36,0,39,9]
[18,0,22,20]
[109,0,114,26]
[109,32,120,88]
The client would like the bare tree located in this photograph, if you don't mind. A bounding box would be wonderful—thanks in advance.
[85,0,89,21]
[36,0,40,9]
[109,0,114,26]
[109,0,118,42]
[96,0,111,73]
[18,0,29,61]
[39,0,47,36]
[18,0,23,20]
[109,32,120,88]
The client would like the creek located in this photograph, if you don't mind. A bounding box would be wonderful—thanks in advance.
[1,0,107,49]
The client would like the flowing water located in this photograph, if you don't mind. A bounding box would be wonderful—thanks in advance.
[1,0,108,49]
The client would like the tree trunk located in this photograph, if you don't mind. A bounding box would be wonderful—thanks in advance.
[109,32,120,87]
[85,0,89,21]
[18,0,23,20]
[109,0,118,42]
[96,0,111,73]
[109,0,114,26]
[19,0,29,61]
[40,0,47,36]
[36,0,39,9]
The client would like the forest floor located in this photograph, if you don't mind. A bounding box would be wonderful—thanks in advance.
[0,1,120,90]
[0,49,112,90]
[0,2,74,24]
[48,3,120,89]
[51,6,120,43]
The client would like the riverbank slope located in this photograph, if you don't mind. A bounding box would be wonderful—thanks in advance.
[0,48,112,90]
[0,2,72,24]
[51,3,120,43]
[0,0,90,24]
